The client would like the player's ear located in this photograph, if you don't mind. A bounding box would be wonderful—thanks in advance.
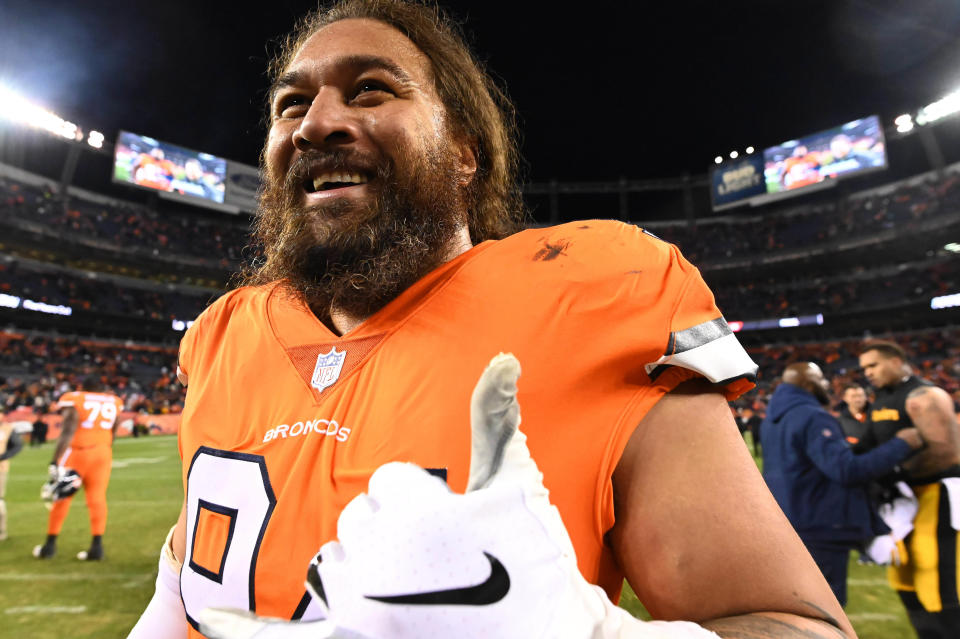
[452,134,478,187]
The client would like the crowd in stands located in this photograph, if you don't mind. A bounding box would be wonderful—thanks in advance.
[0,260,216,320]
[0,169,957,324]
[734,328,960,417]
[0,175,251,267]
[653,170,960,263]
[714,258,957,320]
[4,168,960,272]
[0,332,183,416]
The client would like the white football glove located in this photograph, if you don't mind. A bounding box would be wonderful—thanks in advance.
[199,354,718,639]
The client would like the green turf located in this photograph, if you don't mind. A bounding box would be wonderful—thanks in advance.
[0,436,182,639]
[0,434,918,638]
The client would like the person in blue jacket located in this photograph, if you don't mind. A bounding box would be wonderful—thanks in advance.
[761,361,924,606]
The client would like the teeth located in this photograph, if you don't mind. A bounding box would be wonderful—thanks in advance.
[311,172,369,192]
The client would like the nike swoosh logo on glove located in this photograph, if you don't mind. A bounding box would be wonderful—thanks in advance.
[364,551,510,606]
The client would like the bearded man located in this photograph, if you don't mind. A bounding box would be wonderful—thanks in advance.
[129,2,856,638]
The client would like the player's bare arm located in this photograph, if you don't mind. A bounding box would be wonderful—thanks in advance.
[903,384,960,477]
[609,380,854,639]
[52,406,79,465]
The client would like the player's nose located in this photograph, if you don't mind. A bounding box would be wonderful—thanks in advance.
[292,88,361,151]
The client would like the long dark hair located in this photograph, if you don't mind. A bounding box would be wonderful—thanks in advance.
[262,0,526,244]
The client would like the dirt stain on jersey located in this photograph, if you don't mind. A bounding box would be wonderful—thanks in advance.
[577,225,591,230]
[626,270,643,275]
[533,238,571,261]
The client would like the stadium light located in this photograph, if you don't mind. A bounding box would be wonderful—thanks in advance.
[916,90,960,126]
[87,130,104,149]
[945,242,960,253]
[0,83,85,141]
[894,114,914,133]
[714,156,722,164]
[729,150,739,159]
[745,146,755,154]
[931,292,960,310]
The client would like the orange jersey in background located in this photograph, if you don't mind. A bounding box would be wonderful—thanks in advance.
[177,221,757,633]
[56,391,124,449]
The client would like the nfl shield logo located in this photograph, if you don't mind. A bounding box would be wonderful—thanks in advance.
[311,347,346,392]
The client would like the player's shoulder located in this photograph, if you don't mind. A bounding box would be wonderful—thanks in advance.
[56,390,79,406]
[186,283,273,336]
[492,220,685,273]
[179,283,276,372]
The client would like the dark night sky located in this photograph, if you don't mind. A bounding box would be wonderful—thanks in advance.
[3,0,960,183]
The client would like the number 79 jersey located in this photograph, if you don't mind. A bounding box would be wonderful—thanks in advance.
[176,220,758,634]
[55,391,124,448]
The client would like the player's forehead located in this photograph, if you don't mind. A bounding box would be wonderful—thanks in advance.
[283,18,434,88]
[859,350,879,364]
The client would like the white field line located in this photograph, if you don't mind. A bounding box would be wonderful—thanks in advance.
[0,573,151,581]
[7,476,178,485]
[9,455,174,481]
[112,456,169,468]
[6,605,87,614]
[847,578,891,586]
[846,613,902,622]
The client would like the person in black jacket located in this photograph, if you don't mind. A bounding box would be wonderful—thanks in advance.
[761,361,924,606]
[837,384,870,453]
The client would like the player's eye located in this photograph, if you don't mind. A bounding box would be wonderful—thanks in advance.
[352,79,393,103]
[275,95,310,118]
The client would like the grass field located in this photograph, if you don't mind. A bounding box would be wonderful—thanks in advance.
[0,434,916,638]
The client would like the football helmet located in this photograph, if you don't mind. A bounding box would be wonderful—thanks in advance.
[41,469,82,503]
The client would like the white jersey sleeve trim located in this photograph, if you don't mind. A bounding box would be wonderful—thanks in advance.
[646,319,758,384]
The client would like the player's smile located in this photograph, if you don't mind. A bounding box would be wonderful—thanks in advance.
[303,170,372,203]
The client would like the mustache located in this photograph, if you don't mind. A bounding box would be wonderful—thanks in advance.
[282,149,390,191]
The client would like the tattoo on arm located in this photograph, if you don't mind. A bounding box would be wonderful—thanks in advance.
[704,601,847,639]
[798,600,842,634]
[907,387,931,400]
[704,614,848,639]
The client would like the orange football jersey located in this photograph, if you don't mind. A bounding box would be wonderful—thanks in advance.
[177,220,757,632]
[56,391,124,449]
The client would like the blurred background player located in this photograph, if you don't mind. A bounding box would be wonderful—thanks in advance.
[838,383,870,452]
[31,409,49,447]
[33,376,124,560]
[859,340,960,638]
[760,361,923,606]
[0,411,24,541]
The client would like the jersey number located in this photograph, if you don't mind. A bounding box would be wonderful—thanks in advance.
[80,400,117,430]
[181,447,277,631]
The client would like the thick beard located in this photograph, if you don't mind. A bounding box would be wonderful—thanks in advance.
[253,145,467,322]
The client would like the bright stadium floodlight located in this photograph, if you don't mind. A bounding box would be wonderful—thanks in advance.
[945,242,960,253]
[916,90,960,126]
[0,83,84,141]
[894,114,914,133]
[729,150,739,159]
[745,146,755,154]
[714,156,722,164]
[87,130,104,148]
[931,292,960,310]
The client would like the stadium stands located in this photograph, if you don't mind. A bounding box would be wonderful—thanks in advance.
[0,153,956,423]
